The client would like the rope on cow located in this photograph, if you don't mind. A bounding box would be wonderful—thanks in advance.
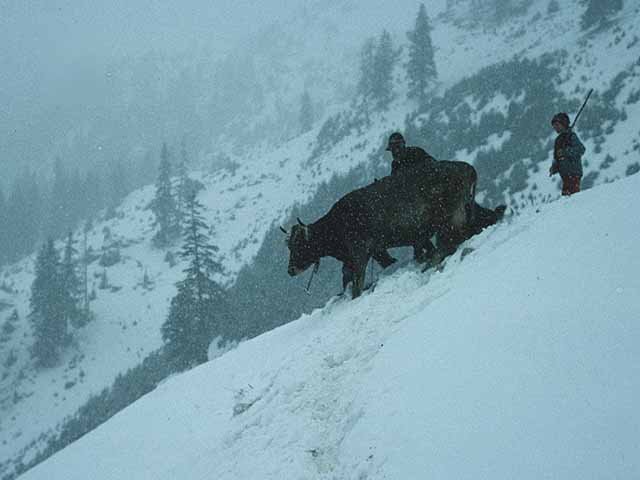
[304,261,320,295]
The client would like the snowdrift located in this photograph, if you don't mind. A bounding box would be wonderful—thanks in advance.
[20,176,640,479]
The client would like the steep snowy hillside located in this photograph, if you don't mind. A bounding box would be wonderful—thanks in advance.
[3,0,640,476]
[20,170,640,480]
[0,113,401,466]
[408,0,640,208]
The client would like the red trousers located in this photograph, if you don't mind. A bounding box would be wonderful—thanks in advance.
[561,175,581,196]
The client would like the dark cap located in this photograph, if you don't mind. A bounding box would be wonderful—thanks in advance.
[386,132,405,151]
[551,112,570,128]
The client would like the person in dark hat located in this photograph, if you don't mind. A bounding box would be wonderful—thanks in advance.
[384,132,438,263]
[386,132,436,175]
[549,112,586,196]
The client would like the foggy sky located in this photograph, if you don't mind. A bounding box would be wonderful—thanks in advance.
[0,0,438,188]
[0,0,299,185]
[1,0,298,83]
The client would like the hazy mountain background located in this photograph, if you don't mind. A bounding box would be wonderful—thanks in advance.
[1,0,639,478]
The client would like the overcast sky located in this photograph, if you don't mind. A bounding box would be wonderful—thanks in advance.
[1,0,300,93]
[0,0,304,185]
[0,0,442,186]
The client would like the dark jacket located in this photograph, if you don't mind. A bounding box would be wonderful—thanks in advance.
[552,129,585,177]
[391,146,436,175]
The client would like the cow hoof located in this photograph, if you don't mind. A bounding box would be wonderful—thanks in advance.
[421,255,446,272]
[460,247,475,261]
[421,261,435,273]
[380,256,397,268]
[414,251,432,265]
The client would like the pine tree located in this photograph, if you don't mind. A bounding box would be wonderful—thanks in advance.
[143,268,152,290]
[180,193,223,299]
[445,0,455,14]
[176,139,190,228]
[29,239,67,367]
[48,158,72,237]
[68,169,85,224]
[98,269,109,291]
[24,171,43,254]
[546,0,560,15]
[493,0,513,24]
[0,186,6,265]
[5,176,27,263]
[580,0,623,30]
[83,169,104,220]
[407,3,437,105]
[1,309,19,342]
[61,232,84,328]
[107,160,129,210]
[357,37,377,103]
[371,30,397,110]
[299,90,314,134]
[82,221,91,318]
[6,171,42,263]
[151,143,179,247]
[161,192,224,368]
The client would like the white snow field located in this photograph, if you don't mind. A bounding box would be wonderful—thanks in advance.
[20,172,640,479]
[4,0,640,470]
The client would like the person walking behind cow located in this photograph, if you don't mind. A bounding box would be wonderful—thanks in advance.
[549,112,586,196]
[385,132,438,263]
[386,132,436,175]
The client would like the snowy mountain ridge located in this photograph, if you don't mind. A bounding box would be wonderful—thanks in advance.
[2,0,640,476]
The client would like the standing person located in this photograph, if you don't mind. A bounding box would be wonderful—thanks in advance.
[386,132,436,175]
[384,132,437,262]
[549,112,586,196]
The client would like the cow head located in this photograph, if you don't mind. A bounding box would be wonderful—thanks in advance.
[282,218,317,276]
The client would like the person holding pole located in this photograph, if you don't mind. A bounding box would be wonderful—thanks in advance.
[549,90,591,196]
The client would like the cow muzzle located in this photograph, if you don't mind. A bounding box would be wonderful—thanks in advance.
[288,265,303,276]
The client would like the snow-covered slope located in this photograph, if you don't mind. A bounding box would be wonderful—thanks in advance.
[2,0,640,475]
[0,104,409,472]
[20,170,640,480]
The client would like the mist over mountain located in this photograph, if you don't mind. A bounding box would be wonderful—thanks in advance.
[1,0,639,478]
[1,0,432,186]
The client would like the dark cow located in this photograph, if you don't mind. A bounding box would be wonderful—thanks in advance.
[284,161,504,299]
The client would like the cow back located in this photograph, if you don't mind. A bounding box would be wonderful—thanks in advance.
[321,160,477,248]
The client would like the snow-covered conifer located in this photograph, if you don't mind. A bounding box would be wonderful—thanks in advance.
[371,30,396,110]
[406,3,437,105]
[580,0,623,30]
[29,239,67,367]
[151,143,179,247]
[162,192,225,368]
[299,90,314,134]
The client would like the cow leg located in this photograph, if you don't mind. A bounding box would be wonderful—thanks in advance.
[470,202,507,234]
[351,261,368,299]
[372,248,396,268]
[345,241,371,299]
[413,237,436,264]
[341,263,354,294]
[464,180,477,233]
[425,227,463,270]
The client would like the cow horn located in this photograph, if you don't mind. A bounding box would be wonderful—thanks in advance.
[279,226,288,234]
[297,217,306,226]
